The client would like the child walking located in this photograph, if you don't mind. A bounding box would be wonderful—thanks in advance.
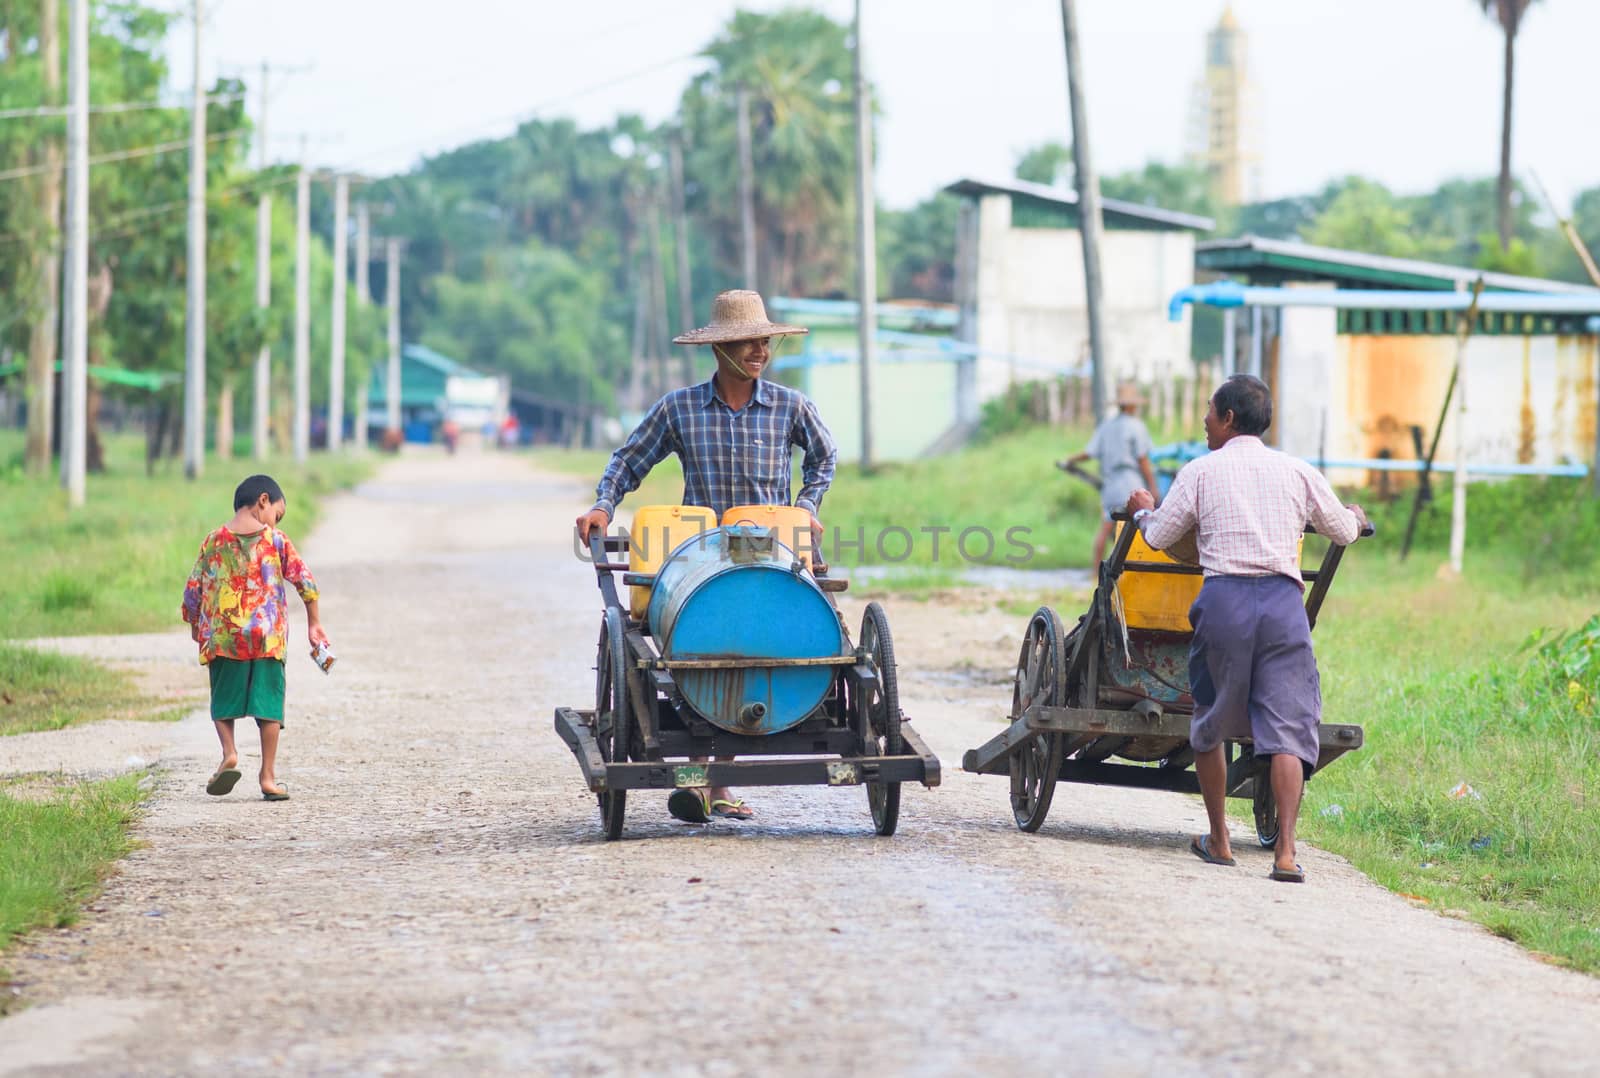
[181,474,329,801]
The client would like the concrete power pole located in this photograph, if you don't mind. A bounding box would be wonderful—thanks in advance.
[1059,0,1112,420]
[355,201,371,303]
[59,0,89,506]
[736,84,758,291]
[853,0,877,472]
[668,134,694,387]
[253,61,271,461]
[327,174,349,451]
[183,0,207,478]
[25,0,62,477]
[292,155,311,462]
[385,238,402,437]
[352,199,370,450]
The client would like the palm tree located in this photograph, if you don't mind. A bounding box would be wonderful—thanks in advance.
[681,10,857,298]
[1478,0,1539,252]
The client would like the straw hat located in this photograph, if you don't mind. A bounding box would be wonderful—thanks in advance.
[672,290,809,346]
[1115,382,1145,408]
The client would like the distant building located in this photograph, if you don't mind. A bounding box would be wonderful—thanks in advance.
[365,343,507,445]
[1186,5,1262,207]
[1192,236,1600,478]
[948,176,1213,425]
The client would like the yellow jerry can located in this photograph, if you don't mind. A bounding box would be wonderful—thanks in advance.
[1113,524,1204,634]
[721,504,816,568]
[627,505,717,620]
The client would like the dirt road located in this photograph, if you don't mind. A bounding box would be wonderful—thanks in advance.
[4,451,1599,1075]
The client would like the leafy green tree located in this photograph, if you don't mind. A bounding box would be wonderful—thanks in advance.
[680,8,857,298]
[878,193,957,301]
[1014,141,1072,187]
[1102,160,1218,223]
[1304,177,1448,260]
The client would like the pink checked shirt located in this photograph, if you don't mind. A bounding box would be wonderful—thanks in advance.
[1138,436,1360,581]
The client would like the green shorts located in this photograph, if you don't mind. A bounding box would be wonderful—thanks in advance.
[208,658,286,724]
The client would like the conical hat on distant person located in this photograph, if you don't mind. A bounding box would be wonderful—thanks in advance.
[672,290,809,345]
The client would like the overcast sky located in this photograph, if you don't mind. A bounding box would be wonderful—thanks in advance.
[177,0,1600,214]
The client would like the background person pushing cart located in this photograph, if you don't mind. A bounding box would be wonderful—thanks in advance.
[1127,374,1369,883]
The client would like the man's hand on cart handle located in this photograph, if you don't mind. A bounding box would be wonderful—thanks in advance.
[1126,489,1157,515]
[1346,503,1372,537]
[577,507,611,543]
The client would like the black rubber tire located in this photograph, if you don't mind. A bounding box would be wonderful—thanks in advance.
[1254,772,1280,849]
[1010,607,1067,832]
[596,608,629,841]
[860,602,902,837]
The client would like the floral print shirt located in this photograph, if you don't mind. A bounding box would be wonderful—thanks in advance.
[181,526,319,665]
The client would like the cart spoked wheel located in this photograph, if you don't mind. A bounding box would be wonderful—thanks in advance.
[1010,607,1067,833]
[859,602,902,837]
[1253,771,1280,849]
[594,608,629,841]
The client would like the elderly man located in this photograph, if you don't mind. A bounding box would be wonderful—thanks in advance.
[1126,375,1367,883]
[575,289,838,824]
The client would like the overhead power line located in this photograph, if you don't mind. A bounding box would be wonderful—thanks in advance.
[0,128,245,183]
[0,91,246,121]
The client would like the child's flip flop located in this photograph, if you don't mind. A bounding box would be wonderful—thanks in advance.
[667,788,710,824]
[261,784,290,802]
[1269,863,1306,883]
[205,768,242,796]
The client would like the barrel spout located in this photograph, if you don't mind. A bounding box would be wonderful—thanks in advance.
[738,701,769,728]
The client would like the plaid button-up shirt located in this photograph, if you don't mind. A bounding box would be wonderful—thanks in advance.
[592,376,837,520]
[1139,435,1360,581]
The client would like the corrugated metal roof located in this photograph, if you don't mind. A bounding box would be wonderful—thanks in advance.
[943,176,1216,232]
[1197,235,1600,295]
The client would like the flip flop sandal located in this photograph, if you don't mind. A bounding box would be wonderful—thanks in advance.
[667,788,710,824]
[1189,834,1237,867]
[1269,863,1306,883]
[710,798,753,821]
[205,768,242,796]
[261,784,290,802]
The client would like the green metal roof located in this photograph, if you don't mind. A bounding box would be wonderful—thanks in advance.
[945,176,1215,233]
[366,343,493,410]
[1197,236,1600,294]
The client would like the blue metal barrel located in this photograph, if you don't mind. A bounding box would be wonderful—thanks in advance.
[647,526,845,735]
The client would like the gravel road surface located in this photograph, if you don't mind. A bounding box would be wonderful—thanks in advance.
[4,451,1598,1076]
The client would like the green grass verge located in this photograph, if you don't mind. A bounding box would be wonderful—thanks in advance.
[1293,554,1600,972]
[0,643,188,737]
[0,773,148,991]
[0,431,372,639]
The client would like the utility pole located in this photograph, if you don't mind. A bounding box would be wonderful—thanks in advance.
[736,84,758,291]
[853,0,877,471]
[59,0,89,506]
[183,0,207,478]
[352,198,370,450]
[292,150,311,462]
[668,133,694,386]
[385,238,402,438]
[25,0,62,476]
[355,200,371,303]
[646,186,671,394]
[253,60,271,460]
[327,173,348,451]
[1059,0,1112,419]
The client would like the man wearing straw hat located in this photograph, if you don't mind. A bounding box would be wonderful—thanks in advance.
[575,289,838,824]
[1059,381,1160,566]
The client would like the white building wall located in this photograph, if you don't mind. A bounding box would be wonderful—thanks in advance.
[971,200,1197,417]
